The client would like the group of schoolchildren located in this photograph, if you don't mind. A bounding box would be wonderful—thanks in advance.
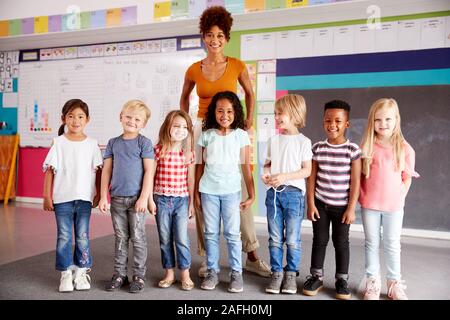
[42,91,418,300]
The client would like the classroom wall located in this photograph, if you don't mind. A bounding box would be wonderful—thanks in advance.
[2,0,450,234]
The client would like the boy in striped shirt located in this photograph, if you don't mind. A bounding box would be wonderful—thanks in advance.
[302,100,362,300]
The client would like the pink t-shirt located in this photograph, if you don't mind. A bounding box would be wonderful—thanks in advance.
[359,141,419,212]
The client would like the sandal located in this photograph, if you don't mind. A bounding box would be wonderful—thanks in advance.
[129,275,145,293]
[105,274,129,291]
[158,278,176,288]
[181,279,195,291]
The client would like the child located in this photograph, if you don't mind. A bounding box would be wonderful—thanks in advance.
[262,94,312,295]
[42,99,103,293]
[302,100,361,300]
[197,91,255,293]
[98,100,155,294]
[359,98,419,300]
[151,110,195,291]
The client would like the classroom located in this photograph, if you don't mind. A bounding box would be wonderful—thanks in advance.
[0,0,449,303]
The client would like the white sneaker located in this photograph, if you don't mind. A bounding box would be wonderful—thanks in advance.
[59,270,74,292]
[245,259,271,278]
[74,267,91,291]
[363,277,381,300]
[387,279,408,300]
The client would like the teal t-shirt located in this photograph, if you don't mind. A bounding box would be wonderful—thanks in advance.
[198,128,250,195]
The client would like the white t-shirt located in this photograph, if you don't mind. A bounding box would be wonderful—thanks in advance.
[43,135,103,204]
[265,133,313,192]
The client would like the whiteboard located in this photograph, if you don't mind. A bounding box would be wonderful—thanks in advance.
[18,49,206,147]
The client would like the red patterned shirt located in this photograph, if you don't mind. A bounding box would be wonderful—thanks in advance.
[154,144,194,197]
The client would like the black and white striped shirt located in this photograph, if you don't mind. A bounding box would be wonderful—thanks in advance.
[312,139,361,206]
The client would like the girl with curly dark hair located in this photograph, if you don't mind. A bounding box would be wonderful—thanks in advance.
[196,91,255,292]
[179,6,270,281]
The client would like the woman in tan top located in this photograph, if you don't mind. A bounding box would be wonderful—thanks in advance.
[180,6,270,279]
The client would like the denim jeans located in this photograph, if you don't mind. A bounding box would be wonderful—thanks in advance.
[361,208,404,281]
[310,198,350,279]
[201,192,242,273]
[265,186,305,273]
[54,200,92,271]
[154,195,191,270]
[110,196,147,278]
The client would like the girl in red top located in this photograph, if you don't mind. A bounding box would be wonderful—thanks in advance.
[150,110,196,291]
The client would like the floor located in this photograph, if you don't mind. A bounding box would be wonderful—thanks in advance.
[1,201,449,301]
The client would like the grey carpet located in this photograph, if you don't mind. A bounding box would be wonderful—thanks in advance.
[0,224,449,300]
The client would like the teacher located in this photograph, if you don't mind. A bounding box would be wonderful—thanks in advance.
[180,6,270,279]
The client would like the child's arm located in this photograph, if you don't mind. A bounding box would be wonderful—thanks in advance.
[240,145,255,211]
[194,148,205,211]
[261,160,272,186]
[341,157,362,224]
[43,169,54,211]
[92,167,102,208]
[306,160,320,221]
[187,161,196,218]
[269,160,312,188]
[402,177,412,196]
[136,158,156,213]
[98,158,112,214]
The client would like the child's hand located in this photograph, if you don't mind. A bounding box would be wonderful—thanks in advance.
[98,198,109,214]
[188,203,195,219]
[148,199,157,216]
[92,194,100,208]
[307,205,320,221]
[135,197,147,213]
[261,174,271,186]
[269,173,286,188]
[43,196,54,211]
[240,197,254,212]
[341,209,355,224]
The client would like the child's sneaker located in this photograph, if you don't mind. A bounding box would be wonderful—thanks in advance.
[228,271,244,293]
[363,277,381,300]
[387,279,408,300]
[281,271,297,294]
[59,270,74,293]
[73,267,91,291]
[201,269,219,290]
[129,275,145,293]
[302,274,323,296]
[105,273,129,291]
[335,278,352,300]
[245,258,271,278]
[265,271,284,294]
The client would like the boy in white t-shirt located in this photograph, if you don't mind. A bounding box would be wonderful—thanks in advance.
[262,94,312,295]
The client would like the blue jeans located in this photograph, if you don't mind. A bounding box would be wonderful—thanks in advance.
[201,192,242,273]
[361,208,404,281]
[265,186,305,273]
[154,195,191,270]
[54,200,92,271]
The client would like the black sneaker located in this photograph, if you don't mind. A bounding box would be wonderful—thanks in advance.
[302,274,323,296]
[129,275,145,293]
[335,278,352,300]
[105,273,129,291]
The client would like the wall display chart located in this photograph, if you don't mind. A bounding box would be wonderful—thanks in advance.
[18,49,206,147]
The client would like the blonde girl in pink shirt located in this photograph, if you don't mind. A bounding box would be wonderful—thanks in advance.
[359,98,419,300]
